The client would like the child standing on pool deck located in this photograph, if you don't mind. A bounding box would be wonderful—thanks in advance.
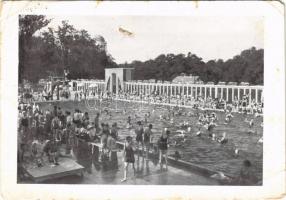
[121,136,136,182]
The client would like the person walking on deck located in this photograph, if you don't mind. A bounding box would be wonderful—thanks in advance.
[121,136,136,182]
[111,123,118,140]
[135,121,144,159]
[158,128,169,171]
[100,124,110,170]
[107,132,118,169]
[51,115,61,141]
[143,124,153,160]
[94,113,100,132]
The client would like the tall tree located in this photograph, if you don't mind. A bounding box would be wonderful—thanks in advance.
[19,17,116,83]
[19,15,51,83]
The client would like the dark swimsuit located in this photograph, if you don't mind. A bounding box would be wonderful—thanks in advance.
[124,145,135,163]
[158,136,168,150]
[135,127,143,142]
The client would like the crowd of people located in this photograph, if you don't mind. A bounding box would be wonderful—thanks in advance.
[17,84,263,184]
[20,83,264,116]
[71,88,263,115]
[114,90,263,115]
[17,100,173,182]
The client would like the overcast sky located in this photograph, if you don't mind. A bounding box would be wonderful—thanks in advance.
[44,16,263,64]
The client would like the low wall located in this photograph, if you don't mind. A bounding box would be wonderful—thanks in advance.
[114,141,230,180]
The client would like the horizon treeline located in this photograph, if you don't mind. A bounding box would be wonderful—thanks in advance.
[19,15,264,85]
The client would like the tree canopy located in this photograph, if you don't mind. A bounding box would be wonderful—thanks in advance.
[19,15,116,83]
[19,15,264,85]
[120,47,263,85]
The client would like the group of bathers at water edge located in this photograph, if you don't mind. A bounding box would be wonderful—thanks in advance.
[121,120,171,182]
[17,102,171,181]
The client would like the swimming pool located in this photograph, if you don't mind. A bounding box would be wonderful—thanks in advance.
[38,99,263,183]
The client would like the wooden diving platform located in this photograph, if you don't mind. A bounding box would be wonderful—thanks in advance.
[23,157,84,183]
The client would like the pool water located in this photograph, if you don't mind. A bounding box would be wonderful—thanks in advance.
[38,99,263,182]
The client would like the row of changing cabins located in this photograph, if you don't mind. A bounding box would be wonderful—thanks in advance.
[65,79,263,104]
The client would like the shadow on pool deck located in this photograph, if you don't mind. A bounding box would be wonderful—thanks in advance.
[40,151,219,185]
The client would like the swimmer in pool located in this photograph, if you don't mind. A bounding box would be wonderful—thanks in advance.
[254,112,260,118]
[212,133,216,141]
[218,132,228,144]
[247,129,256,134]
[245,118,254,128]
[104,108,109,115]
[225,112,233,124]
[211,112,218,121]
[257,137,263,144]
[179,121,188,128]
[126,116,132,128]
[175,130,185,138]
[144,114,148,124]
[196,128,202,137]
[249,119,254,128]
[198,114,206,126]
[234,147,240,157]
[147,112,151,118]
[207,120,217,138]
[174,150,181,161]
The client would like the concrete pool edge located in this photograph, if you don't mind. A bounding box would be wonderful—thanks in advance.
[114,141,231,184]
[114,141,262,186]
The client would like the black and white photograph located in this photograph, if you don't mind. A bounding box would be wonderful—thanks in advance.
[0,1,285,199]
[17,14,264,185]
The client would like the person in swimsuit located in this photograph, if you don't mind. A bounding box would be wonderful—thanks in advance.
[107,132,118,169]
[144,114,148,124]
[249,119,254,128]
[207,120,216,138]
[126,116,132,128]
[51,115,61,141]
[45,138,60,165]
[158,129,169,170]
[110,123,118,140]
[236,159,257,185]
[218,132,228,144]
[135,121,144,158]
[31,136,46,167]
[121,136,136,182]
[244,118,254,128]
[225,112,233,124]
[143,124,153,160]
[94,113,100,132]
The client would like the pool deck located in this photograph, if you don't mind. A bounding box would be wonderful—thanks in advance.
[85,153,219,185]
[33,150,219,185]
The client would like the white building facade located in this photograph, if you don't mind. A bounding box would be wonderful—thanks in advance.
[46,68,263,103]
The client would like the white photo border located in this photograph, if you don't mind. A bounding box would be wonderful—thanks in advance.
[1,1,285,200]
